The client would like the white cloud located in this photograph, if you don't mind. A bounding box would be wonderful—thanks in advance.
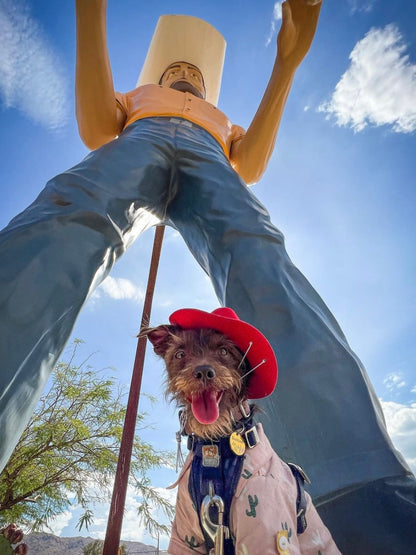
[272,1,283,20]
[48,510,73,536]
[381,400,416,474]
[0,0,69,129]
[348,0,375,14]
[55,487,149,543]
[167,230,181,241]
[50,481,174,550]
[121,486,175,544]
[93,276,144,303]
[383,372,407,392]
[112,485,147,542]
[265,2,283,47]
[319,24,416,133]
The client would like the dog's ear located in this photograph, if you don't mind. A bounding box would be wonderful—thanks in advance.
[140,325,176,357]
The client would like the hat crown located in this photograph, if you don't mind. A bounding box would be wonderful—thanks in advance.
[211,307,239,320]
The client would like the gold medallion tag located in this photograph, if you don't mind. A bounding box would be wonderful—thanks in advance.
[230,432,246,455]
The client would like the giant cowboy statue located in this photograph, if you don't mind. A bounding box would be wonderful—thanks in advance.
[0,0,415,552]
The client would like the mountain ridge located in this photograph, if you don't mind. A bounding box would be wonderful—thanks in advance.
[23,532,168,554]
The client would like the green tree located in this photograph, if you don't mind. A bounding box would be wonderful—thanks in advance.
[0,340,175,536]
[83,540,105,555]
[83,539,127,554]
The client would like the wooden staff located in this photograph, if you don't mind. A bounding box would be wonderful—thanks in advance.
[103,224,165,555]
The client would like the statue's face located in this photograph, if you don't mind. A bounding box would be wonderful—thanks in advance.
[160,61,206,99]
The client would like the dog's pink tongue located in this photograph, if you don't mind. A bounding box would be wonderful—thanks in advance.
[191,390,220,424]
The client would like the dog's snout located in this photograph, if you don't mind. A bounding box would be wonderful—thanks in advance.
[194,365,216,381]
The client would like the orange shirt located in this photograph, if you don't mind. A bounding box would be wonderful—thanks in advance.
[115,84,245,159]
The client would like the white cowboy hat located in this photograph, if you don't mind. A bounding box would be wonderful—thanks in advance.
[136,15,226,106]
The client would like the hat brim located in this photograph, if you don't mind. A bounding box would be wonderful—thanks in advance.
[169,308,278,399]
[136,15,226,106]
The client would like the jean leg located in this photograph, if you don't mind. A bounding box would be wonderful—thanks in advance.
[0,120,173,471]
[159,124,416,551]
[166,135,411,501]
[317,475,416,554]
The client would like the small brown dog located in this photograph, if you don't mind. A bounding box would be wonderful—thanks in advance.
[144,307,340,555]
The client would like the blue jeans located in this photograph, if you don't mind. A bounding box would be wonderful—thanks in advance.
[0,118,414,551]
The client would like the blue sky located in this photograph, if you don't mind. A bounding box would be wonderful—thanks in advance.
[1,0,416,548]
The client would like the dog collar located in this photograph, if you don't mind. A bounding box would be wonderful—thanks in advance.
[187,425,260,454]
[187,403,260,455]
[175,402,259,471]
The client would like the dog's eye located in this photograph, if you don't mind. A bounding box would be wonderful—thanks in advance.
[175,350,185,359]
[219,347,228,356]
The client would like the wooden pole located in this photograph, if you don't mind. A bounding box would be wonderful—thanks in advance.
[103,225,165,555]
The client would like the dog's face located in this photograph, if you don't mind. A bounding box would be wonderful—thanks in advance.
[144,326,250,439]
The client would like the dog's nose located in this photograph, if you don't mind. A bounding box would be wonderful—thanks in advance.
[193,365,216,381]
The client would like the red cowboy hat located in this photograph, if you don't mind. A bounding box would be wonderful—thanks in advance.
[169,307,278,399]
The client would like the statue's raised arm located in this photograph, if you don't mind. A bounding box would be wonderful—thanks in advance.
[75,0,126,149]
[230,0,322,184]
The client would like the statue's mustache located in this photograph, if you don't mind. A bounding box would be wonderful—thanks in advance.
[169,80,204,99]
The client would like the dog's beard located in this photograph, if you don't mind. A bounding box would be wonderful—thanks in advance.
[170,363,241,439]
[163,329,250,439]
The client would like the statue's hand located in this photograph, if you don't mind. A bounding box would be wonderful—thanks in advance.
[277,0,322,71]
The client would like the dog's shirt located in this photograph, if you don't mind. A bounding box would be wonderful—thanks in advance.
[168,423,340,554]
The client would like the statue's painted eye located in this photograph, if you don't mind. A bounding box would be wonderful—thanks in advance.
[175,350,185,359]
[219,347,228,356]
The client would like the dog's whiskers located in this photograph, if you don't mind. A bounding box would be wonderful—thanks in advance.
[238,341,253,369]
[240,358,267,381]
